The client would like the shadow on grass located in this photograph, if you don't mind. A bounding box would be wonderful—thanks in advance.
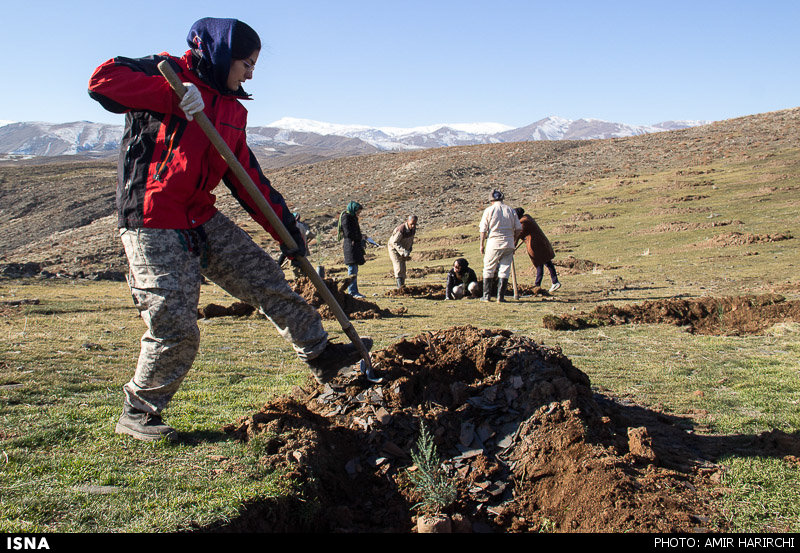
[594,392,800,468]
[175,429,234,445]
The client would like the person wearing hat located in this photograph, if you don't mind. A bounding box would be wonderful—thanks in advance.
[514,207,561,293]
[338,201,366,298]
[88,17,371,442]
[479,189,521,302]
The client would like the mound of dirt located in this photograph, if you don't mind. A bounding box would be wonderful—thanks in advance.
[514,284,554,297]
[214,326,725,533]
[641,220,738,234]
[415,234,473,246]
[385,283,557,300]
[554,255,609,274]
[550,224,614,235]
[695,231,793,248]
[193,278,410,321]
[198,302,256,319]
[384,265,448,279]
[292,276,406,319]
[542,294,800,335]
[414,249,462,261]
[386,284,447,300]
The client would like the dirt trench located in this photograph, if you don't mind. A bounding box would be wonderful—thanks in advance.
[197,277,407,321]
[385,282,558,301]
[542,294,800,335]
[204,326,736,533]
[291,276,408,319]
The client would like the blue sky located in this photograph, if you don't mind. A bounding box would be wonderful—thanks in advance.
[2,0,798,128]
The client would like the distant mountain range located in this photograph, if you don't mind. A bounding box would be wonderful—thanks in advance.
[0,116,710,166]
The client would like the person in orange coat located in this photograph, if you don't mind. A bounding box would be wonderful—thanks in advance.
[515,207,561,293]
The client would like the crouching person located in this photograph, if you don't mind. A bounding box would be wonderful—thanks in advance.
[445,258,480,300]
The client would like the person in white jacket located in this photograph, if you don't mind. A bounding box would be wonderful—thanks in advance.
[479,190,521,302]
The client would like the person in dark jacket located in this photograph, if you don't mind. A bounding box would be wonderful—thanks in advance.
[515,207,561,292]
[445,258,480,299]
[338,201,366,297]
[88,17,371,443]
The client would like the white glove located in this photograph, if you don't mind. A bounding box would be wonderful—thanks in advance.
[179,83,204,120]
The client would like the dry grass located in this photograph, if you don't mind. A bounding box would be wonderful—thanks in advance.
[1,141,799,532]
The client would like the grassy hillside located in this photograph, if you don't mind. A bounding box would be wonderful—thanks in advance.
[1,108,799,533]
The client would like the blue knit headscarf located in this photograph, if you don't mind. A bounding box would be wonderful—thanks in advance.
[187,17,261,95]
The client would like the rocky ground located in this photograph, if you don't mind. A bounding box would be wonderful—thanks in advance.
[183,279,800,533]
[542,293,800,336]
[3,108,800,533]
[1,107,799,276]
[201,325,800,533]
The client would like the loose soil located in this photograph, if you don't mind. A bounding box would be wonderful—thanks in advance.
[385,283,555,300]
[292,276,406,319]
[413,249,462,261]
[197,277,408,321]
[640,220,739,234]
[415,234,473,246]
[206,325,749,533]
[693,232,793,249]
[542,294,800,335]
[386,284,448,300]
[198,302,256,319]
[384,265,447,279]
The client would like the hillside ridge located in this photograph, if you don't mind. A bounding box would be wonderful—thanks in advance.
[0,107,797,276]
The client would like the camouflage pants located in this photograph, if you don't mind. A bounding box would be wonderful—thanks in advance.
[119,212,328,414]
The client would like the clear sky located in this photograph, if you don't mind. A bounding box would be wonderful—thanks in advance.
[2,0,798,129]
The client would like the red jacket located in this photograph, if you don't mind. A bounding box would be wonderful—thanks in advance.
[88,50,295,244]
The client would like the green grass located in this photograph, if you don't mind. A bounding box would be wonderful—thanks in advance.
[1,147,799,532]
[720,457,800,533]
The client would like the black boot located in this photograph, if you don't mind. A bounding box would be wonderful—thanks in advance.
[396,277,404,289]
[307,338,374,384]
[115,403,177,442]
[497,278,508,302]
[482,278,494,301]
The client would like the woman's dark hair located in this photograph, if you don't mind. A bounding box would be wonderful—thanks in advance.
[231,20,261,60]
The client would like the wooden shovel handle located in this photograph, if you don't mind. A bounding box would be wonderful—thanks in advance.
[157,60,372,370]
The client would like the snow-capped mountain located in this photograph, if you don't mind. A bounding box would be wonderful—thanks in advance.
[0,121,122,157]
[0,116,710,162]
[267,116,708,149]
[267,117,513,149]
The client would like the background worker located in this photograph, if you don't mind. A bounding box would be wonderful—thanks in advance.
[387,215,418,288]
[515,207,561,293]
[479,189,521,302]
[338,201,366,298]
[445,258,479,299]
[89,17,370,442]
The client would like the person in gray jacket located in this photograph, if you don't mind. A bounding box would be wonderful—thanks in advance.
[387,215,417,288]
